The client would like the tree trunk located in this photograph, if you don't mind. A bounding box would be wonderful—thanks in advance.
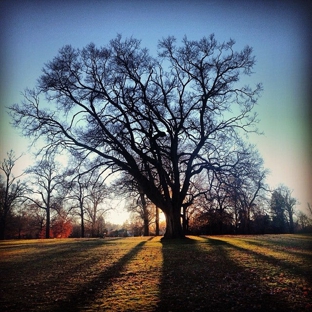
[143,216,149,236]
[45,182,51,239]
[182,206,187,234]
[163,206,184,239]
[46,206,50,239]
[155,206,159,236]
[247,207,251,234]
[0,217,6,240]
[218,208,224,234]
[80,204,85,238]
[81,214,85,238]
[288,212,294,234]
[140,192,149,236]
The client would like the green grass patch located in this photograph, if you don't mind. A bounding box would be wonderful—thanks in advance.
[0,235,311,311]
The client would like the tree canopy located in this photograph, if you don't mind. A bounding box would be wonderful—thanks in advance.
[10,34,262,238]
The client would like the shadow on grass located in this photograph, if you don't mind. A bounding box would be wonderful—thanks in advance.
[256,234,312,250]
[0,238,114,266]
[158,236,302,312]
[0,239,131,311]
[211,237,312,284]
[256,235,312,263]
[0,239,112,283]
[52,237,153,312]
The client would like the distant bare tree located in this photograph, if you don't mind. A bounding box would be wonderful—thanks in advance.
[228,144,268,234]
[67,162,110,235]
[197,142,268,234]
[0,150,26,239]
[127,190,154,236]
[112,173,152,236]
[270,185,297,234]
[25,157,65,238]
[85,177,109,237]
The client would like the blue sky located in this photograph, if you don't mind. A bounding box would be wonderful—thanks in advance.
[1,0,311,222]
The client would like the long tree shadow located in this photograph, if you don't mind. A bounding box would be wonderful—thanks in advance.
[212,237,312,284]
[246,235,312,255]
[52,238,153,312]
[254,235,312,251]
[0,239,114,311]
[158,236,305,312]
[2,238,110,266]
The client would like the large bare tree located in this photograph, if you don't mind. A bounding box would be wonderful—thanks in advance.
[10,34,262,238]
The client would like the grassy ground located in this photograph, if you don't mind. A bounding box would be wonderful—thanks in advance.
[0,234,311,311]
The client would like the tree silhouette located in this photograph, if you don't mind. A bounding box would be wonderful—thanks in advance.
[63,157,111,237]
[111,172,153,236]
[270,185,297,234]
[0,151,26,239]
[10,35,262,238]
[25,157,65,238]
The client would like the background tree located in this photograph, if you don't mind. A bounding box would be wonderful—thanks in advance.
[123,188,161,236]
[16,203,46,238]
[126,215,144,236]
[295,203,312,232]
[228,144,268,234]
[126,191,154,236]
[191,142,268,235]
[270,185,297,234]
[200,171,232,234]
[296,210,312,233]
[50,208,73,238]
[85,178,109,237]
[67,174,90,238]
[281,186,297,234]
[66,161,110,237]
[66,169,92,238]
[10,34,262,238]
[25,157,66,238]
[111,172,153,236]
[0,150,26,239]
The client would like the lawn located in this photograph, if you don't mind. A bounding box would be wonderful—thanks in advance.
[0,234,311,311]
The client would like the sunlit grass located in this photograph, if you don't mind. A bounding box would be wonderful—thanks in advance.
[200,234,312,309]
[93,237,163,311]
[207,234,312,267]
[0,235,311,311]
[0,237,155,311]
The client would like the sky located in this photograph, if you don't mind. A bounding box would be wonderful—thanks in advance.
[1,0,311,224]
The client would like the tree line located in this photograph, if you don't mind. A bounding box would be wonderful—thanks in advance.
[3,34,311,239]
[1,149,311,239]
[0,150,109,239]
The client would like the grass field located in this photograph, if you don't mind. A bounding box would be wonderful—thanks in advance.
[0,234,311,311]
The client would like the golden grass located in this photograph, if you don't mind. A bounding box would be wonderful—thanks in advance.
[199,234,312,308]
[92,237,163,311]
[0,234,311,311]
